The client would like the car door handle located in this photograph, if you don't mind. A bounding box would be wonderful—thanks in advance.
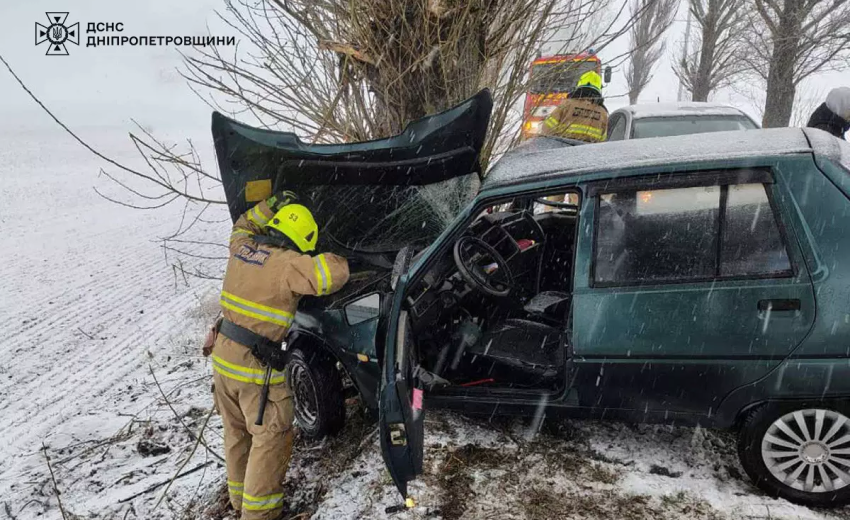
[757,299,801,312]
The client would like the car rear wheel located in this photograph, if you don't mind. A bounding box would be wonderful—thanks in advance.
[287,347,345,439]
[738,402,850,507]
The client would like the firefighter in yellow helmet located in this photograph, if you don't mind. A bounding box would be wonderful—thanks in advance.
[542,70,609,143]
[208,191,349,519]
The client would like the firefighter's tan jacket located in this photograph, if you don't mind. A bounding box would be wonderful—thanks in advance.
[212,199,349,518]
[541,98,608,143]
[214,199,350,384]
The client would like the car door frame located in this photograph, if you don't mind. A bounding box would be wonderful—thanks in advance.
[404,183,585,399]
[377,182,586,498]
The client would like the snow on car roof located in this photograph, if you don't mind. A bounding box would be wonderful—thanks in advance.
[614,102,750,119]
[483,128,813,190]
[803,127,850,169]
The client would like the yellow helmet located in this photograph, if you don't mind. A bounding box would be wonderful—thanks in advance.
[266,204,318,252]
[576,71,603,93]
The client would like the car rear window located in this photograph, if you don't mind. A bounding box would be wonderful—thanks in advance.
[632,116,758,139]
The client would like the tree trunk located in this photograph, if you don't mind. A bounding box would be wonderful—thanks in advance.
[364,3,488,136]
[761,0,801,127]
[762,64,796,127]
[691,36,715,101]
[691,0,718,102]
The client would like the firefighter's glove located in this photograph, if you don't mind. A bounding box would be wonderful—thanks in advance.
[202,317,223,357]
[267,190,299,212]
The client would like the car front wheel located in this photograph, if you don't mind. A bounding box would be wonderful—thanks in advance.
[287,347,345,439]
[738,402,850,507]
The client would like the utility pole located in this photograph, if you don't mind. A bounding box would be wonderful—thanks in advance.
[677,5,693,102]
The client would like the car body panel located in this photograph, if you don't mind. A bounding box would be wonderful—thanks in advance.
[293,306,384,408]
[713,149,850,423]
[483,129,811,191]
[569,166,817,416]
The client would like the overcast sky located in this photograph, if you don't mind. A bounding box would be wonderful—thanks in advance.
[0,0,228,140]
[1,0,849,142]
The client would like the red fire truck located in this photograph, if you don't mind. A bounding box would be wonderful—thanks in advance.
[521,52,611,140]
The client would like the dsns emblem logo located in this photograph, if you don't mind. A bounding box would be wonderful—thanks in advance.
[35,12,80,56]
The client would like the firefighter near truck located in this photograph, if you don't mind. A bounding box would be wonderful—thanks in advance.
[521,52,612,140]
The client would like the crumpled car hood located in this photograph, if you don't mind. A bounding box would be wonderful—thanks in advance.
[211,90,492,259]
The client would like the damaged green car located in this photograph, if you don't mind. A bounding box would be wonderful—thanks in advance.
[213,90,850,508]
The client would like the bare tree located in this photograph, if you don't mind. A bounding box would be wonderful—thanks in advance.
[183,0,635,167]
[745,0,850,128]
[672,0,747,102]
[5,0,642,281]
[626,0,680,104]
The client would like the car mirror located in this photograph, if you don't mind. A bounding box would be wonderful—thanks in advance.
[391,246,415,290]
[604,66,612,84]
[345,293,381,325]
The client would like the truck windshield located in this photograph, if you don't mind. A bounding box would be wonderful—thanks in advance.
[529,60,598,94]
[632,116,758,139]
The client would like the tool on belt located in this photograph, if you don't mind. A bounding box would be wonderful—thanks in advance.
[218,319,288,426]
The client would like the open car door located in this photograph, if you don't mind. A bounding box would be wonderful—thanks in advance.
[380,301,423,505]
[211,90,492,265]
[378,246,423,504]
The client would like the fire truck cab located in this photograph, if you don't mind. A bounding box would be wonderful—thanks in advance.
[522,52,612,140]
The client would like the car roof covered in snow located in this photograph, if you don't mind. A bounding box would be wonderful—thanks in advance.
[483,128,817,191]
[612,102,751,119]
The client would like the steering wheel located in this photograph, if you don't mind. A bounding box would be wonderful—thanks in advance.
[453,236,514,297]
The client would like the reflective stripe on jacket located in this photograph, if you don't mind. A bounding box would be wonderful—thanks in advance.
[212,354,286,385]
[541,98,609,143]
[219,199,350,344]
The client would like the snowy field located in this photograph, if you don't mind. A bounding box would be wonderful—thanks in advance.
[2,127,850,520]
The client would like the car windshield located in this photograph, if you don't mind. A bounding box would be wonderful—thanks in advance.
[307,174,480,253]
[632,115,758,139]
[529,60,598,94]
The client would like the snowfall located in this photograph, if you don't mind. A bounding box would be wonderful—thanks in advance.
[2,126,850,520]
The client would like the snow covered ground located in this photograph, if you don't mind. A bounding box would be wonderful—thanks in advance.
[2,126,850,520]
[0,127,225,519]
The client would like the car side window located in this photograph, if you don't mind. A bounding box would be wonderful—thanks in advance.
[594,182,792,285]
[595,186,720,284]
[345,293,381,325]
[721,184,792,277]
[607,115,627,141]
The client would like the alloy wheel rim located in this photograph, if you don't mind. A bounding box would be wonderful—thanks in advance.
[290,363,319,427]
[761,409,850,493]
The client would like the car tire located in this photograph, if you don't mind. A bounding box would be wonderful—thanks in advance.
[738,402,850,507]
[287,347,345,439]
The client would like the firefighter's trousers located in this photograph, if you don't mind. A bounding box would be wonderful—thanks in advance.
[212,337,294,519]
